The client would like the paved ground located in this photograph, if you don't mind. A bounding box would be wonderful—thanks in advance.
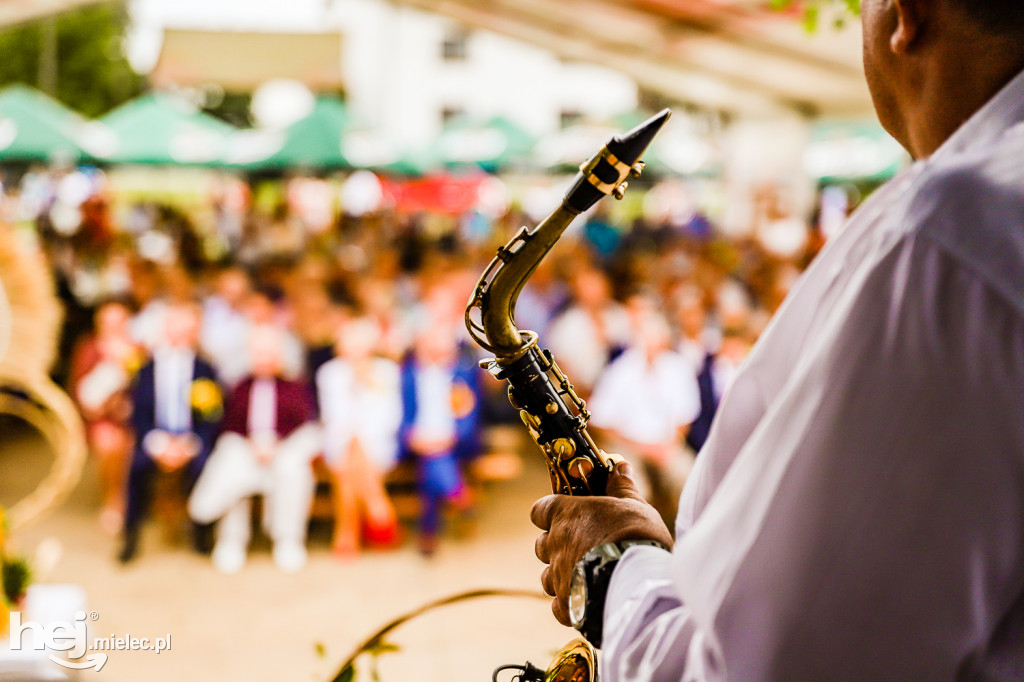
[1,418,572,682]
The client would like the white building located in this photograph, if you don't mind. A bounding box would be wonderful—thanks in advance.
[130,0,639,150]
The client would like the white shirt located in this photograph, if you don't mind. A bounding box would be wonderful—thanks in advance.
[588,348,701,446]
[247,377,277,450]
[413,364,457,443]
[547,304,631,390]
[601,68,1024,681]
[316,357,402,469]
[153,347,194,433]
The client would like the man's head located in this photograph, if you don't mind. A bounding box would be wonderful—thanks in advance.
[861,0,1024,158]
[215,266,251,309]
[336,316,381,363]
[163,302,202,349]
[249,325,284,379]
[94,300,132,338]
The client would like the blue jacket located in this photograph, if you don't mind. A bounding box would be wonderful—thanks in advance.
[130,355,222,467]
[398,349,482,464]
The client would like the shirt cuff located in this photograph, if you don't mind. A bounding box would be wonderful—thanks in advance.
[603,544,674,628]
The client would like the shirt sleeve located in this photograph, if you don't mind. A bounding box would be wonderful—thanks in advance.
[600,232,1024,681]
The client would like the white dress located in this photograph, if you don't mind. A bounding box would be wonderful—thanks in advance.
[316,357,402,470]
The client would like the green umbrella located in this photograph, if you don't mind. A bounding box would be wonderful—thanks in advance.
[97,92,235,166]
[225,96,349,171]
[427,116,535,172]
[0,84,86,163]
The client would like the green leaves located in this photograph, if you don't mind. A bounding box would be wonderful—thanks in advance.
[767,0,861,32]
[2,555,32,604]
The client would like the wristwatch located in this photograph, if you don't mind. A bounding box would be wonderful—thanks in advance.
[568,540,669,648]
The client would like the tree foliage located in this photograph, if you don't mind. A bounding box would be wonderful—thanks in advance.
[0,2,145,118]
[768,0,861,31]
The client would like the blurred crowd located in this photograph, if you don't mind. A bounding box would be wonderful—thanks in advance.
[2,164,840,572]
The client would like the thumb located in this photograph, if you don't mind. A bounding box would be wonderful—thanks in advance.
[605,460,644,501]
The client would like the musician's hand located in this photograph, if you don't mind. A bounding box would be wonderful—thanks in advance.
[531,460,674,626]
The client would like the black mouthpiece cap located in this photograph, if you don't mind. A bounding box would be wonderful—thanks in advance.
[607,108,671,168]
[564,108,671,213]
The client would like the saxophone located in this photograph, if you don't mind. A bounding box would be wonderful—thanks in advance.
[465,110,671,682]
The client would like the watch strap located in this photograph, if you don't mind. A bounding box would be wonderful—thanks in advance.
[576,539,669,647]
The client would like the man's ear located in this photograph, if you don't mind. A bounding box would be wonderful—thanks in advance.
[891,0,929,53]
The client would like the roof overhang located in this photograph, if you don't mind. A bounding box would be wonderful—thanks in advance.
[390,0,873,118]
[150,29,344,92]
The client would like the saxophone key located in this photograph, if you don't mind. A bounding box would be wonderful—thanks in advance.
[566,457,594,480]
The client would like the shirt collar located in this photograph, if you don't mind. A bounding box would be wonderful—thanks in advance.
[931,66,1024,161]
[156,346,195,364]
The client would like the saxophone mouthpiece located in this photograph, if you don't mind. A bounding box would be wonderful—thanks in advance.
[564,108,671,213]
[610,108,671,169]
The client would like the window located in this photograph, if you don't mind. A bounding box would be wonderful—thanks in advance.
[441,30,470,61]
[559,110,584,129]
[441,106,465,126]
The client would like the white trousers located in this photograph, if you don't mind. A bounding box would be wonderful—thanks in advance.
[188,424,320,550]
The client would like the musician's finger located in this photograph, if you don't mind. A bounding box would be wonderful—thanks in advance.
[530,495,558,530]
[551,597,570,627]
[535,532,550,563]
[541,566,556,596]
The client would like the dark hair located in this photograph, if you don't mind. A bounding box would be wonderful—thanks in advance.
[954,0,1024,34]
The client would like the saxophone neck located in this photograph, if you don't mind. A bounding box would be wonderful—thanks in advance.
[470,201,580,358]
[465,108,672,359]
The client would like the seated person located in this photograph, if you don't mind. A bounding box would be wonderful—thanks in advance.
[120,301,221,564]
[188,325,319,574]
[70,299,144,535]
[399,321,482,556]
[588,300,701,522]
[316,316,403,557]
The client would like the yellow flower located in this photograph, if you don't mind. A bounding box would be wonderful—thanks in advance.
[450,382,476,419]
[122,348,144,376]
[190,379,222,419]
[0,598,9,637]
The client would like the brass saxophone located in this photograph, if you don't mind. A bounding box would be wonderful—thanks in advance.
[465,110,671,682]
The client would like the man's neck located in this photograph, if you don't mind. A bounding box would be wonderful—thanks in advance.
[904,46,1024,159]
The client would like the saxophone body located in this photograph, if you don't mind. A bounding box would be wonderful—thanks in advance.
[465,110,671,681]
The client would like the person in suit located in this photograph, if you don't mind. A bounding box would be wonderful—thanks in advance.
[119,301,221,564]
[398,321,482,556]
[188,325,320,573]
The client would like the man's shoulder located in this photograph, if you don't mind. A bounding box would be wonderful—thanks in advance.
[905,127,1024,317]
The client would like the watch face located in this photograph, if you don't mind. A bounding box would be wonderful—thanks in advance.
[568,563,588,629]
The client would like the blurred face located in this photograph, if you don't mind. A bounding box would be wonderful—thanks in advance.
[244,293,275,325]
[337,318,381,362]
[249,327,283,378]
[164,305,200,349]
[573,269,611,308]
[635,311,671,358]
[674,287,706,339]
[218,270,250,308]
[95,303,130,338]
[414,325,457,366]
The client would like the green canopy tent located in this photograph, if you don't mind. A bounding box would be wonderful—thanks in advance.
[426,116,535,173]
[0,84,87,163]
[223,96,351,172]
[96,92,235,166]
[340,128,427,176]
